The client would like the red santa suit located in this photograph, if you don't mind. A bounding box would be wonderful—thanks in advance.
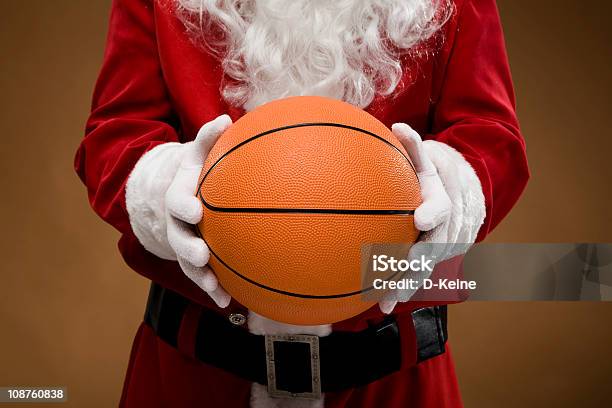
[75,0,529,406]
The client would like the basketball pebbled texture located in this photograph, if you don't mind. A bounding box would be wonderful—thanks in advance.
[197,96,421,325]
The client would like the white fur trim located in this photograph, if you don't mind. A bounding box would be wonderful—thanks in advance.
[125,143,184,260]
[248,312,330,408]
[247,312,332,336]
[421,140,486,245]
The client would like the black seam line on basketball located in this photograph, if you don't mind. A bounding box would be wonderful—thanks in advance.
[197,122,417,212]
[201,200,416,215]
[196,225,404,299]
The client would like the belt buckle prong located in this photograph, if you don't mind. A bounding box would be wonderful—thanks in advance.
[264,334,322,400]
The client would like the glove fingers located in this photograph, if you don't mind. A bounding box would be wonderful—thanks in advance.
[166,182,203,224]
[177,257,207,288]
[166,148,206,224]
[391,123,436,175]
[177,259,229,308]
[177,260,217,290]
[184,114,232,168]
[393,123,450,232]
[414,183,451,231]
[379,298,397,315]
[167,115,232,224]
[168,115,233,309]
[167,215,209,267]
[200,266,219,292]
[208,285,232,309]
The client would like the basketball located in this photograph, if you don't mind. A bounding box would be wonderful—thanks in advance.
[197,96,420,325]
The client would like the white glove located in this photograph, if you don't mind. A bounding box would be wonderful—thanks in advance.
[126,115,233,308]
[378,123,486,314]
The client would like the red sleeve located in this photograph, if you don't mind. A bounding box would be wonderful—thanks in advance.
[75,0,179,233]
[428,0,530,240]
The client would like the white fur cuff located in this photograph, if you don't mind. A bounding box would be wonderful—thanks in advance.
[422,140,486,244]
[125,142,184,260]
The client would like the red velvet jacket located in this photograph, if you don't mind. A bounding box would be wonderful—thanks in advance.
[75,0,528,406]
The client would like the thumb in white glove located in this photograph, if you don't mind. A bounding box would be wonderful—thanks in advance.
[126,115,232,308]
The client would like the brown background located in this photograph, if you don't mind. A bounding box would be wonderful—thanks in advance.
[0,0,610,406]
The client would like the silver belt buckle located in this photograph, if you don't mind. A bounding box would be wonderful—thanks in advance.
[264,334,322,399]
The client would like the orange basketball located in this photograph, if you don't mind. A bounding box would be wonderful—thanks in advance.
[197,96,420,325]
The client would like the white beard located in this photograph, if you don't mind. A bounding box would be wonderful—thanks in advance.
[177,0,451,111]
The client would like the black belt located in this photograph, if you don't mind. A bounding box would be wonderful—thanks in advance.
[144,283,447,398]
